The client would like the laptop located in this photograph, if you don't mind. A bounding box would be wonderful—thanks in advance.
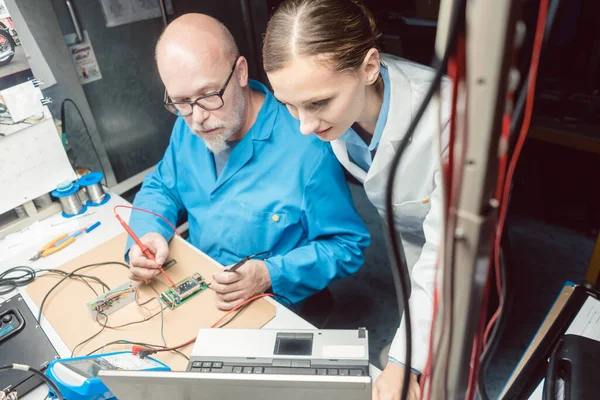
[99,370,371,400]
[188,328,370,377]
[100,328,371,400]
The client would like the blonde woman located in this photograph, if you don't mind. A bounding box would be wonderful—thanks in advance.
[263,1,450,399]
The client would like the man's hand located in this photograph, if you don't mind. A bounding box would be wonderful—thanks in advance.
[373,362,420,400]
[128,232,169,281]
[211,260,271,310]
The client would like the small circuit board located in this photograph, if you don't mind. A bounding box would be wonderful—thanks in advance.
[160,272,208,309]
[87,283,137,320]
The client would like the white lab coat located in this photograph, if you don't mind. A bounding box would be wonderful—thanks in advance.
[331,54,450,373]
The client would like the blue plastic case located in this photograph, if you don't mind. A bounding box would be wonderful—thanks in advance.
[45,351,170,400]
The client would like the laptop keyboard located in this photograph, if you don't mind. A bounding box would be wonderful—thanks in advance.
[188,361,367,376]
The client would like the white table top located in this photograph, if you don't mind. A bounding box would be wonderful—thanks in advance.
[0,193,380,399]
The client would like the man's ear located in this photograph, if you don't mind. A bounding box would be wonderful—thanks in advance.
[362,48,381,85]
[237,56,249,87]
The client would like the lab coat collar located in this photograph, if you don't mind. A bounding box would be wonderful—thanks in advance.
[370,64,391,151]
[212,80,277,192]
[365,55,413,181]
[332,55,413,187]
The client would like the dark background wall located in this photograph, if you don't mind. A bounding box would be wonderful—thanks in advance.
[50,0,174,182]
[13,0,117,185]
[49,0,269,182]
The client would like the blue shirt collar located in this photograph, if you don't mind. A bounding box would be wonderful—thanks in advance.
[340,64,391,151]
[370,64,391,151]
[246,79,278,141]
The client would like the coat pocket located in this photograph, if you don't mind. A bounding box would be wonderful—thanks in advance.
[392,199,431,269]
[219,209,295,257]
[393,199,430,236]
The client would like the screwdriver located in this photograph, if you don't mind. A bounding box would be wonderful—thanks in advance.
[227,251,272,273]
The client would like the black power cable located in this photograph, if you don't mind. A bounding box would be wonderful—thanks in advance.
[217,302,254,329]
[71,312,109,357]
[214,294,299,327]
[61,98,108,185]
[0,266,111,296]
[0,364,64,400]
[269,293,299,314]
[382,1,464,398]
[39,269,111,293]
[0,266,36,295]
[37,261,130,323]
[43,271,100,296]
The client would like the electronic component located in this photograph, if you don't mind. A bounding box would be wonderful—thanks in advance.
[87,283,137,320]
[162,258,177,271]
[160,273,208,309]
[174,274,202,299]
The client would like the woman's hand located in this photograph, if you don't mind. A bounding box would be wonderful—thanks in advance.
[372,362,420,400]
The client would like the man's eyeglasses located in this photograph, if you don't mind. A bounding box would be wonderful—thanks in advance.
[164,56,240,116]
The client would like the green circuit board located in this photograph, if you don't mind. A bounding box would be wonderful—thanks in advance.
[159,272,209,309]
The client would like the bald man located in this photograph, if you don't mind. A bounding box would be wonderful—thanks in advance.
[126,14,370,311]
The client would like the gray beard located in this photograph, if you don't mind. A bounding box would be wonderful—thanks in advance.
[195,88,245,155]
[202,133,231,154]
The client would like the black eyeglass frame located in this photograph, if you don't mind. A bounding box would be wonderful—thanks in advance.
[163,56,240,116]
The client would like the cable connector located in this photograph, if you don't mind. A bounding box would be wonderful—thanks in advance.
[132,345,157,359]
[131,345,144,356]
[11,363,30,372]
[0,390,19,400]
[138,349,157,359]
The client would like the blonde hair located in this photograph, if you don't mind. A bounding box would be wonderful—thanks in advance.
[263,0,381,73]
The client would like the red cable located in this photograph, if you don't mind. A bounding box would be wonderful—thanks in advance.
[466,246,494,400]
[113,205,181,287]
[498,0,549,275]
[483,0,549,351]
[495,116,511,203]
[421,45,461,399]
[466,1,552,397]
[209,293,275,327]
[492,115,511,300]
[472,31,514,383]
[421,31,468,399]
[480,114,511,352]
[467,107,511,400]
[483,308,501,345]
[468,1,549,397]
[132,293,275,355]
[114,205,182,238]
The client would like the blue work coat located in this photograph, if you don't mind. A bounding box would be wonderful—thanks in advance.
[127,80,370,303]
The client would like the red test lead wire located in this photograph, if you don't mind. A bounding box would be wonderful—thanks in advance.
[113,205,177,287]
[131,293,276,357]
